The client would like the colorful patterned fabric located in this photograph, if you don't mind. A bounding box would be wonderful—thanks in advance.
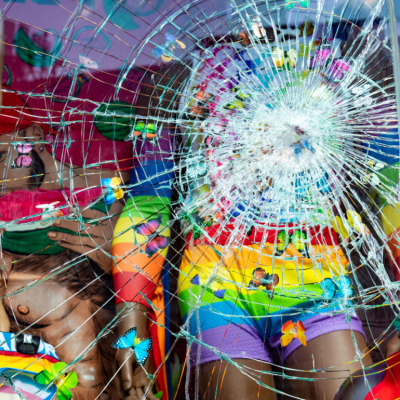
[0,332,59,399]
[178,234,363,365]
[111,160,174,400]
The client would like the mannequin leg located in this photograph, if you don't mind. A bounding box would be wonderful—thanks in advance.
[284,330,372,400]
[200,358,277,400]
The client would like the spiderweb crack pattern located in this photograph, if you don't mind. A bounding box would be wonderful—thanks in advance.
[0,0,400,400]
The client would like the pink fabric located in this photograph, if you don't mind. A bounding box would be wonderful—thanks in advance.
[0,188,102,224]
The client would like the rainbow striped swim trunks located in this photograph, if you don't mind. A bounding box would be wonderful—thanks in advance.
[177,224,365,365]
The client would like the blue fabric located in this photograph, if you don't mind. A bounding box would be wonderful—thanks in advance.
[364,129,400,166]
[183,301,254,334]
[182,298,346,342]
[129,160,174,197]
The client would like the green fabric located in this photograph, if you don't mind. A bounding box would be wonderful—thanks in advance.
[2,198,108,255]
[178,284,323,319]
[123,195,171,222]
[90,200,109,214]
[2,226,88,255]
[93,101,136,141]
[377,161,399,205]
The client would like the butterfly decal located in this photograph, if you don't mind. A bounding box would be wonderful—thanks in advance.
[35,362,78,400]
[290,137,315,157]
[101,177,124,205]
[309,40,332,69]
[281,320,307,347]
[129,120,158,144]
[285,0,310,10]
[11,143,34,169]
[332,210,369,242]
[320,275,354,305]
[193,88,215,103]
[326,58,351,83]
[249,268,279,299]
[271,47,298,70]
[315,172,331,194]
[111,327,153,366]
[152,32,186,62]
[361,159,385,188]
[185,87,215,121]
[134,215,170,257]
[36,201,64,226]
[66,55,99,83]
[251,15,266,38]
[223,87,251,110]
[275,230,310,258]
[180,211,212,240]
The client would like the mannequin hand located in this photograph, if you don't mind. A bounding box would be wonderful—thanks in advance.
[386,333,400,358]
[47,203,121,273]
[115,303,157,400]
[116,349,157,400]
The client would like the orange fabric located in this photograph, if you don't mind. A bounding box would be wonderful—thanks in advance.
[150,284,169,400]
[112,242,166,281]
[181,242,348,272]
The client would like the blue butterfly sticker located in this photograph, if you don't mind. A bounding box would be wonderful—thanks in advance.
[315,172,331,194]
[152,33,186,62]
[294,170,331,198]
[320,276,354,304]
[101,177,124,205]
[111,328,153,366]
[285,0,310,10]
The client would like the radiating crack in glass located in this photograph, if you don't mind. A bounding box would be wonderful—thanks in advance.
[1,0,400,399]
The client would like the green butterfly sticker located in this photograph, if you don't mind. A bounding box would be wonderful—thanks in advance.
[180,211,213,240]
[285,0,310,10]
[275,230,310,258]
[131,121,158,144]
[35,362,78,400]
[276,230,290,255]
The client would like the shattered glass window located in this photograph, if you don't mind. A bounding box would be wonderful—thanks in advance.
[1,0,400,399]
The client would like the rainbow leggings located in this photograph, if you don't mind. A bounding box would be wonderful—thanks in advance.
[111,160,174,399]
